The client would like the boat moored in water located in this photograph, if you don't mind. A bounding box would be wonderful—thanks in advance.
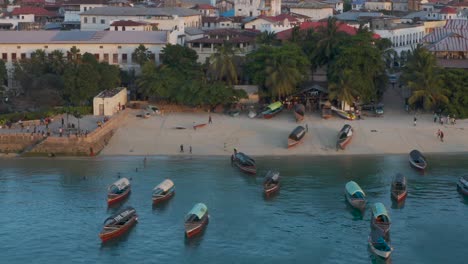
[345,181,366,211]
[371,203,391,236]
[261,102,283,119]
[294,104,305,122]
[391,173,407,202]
[184,203,209,238]
[99,206,138,242]
[232,150,256,175]
[288,126,307,148]
[368,232,393,259]
[409,150,427,171]
[336,124,353,150]
[152,179,175,205]
[457,176,468,196]
[263,171,280,196]
[107,178,131,206]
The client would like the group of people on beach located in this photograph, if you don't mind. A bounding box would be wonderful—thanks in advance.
[434,113,456,125]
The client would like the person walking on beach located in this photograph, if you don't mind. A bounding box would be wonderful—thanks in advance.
[413,116,417,126]
[180,144,184,153]
[189,146,192,154]
[437,129,441,140]
[61,118,64,128]
[59,127,63,137]
[305,124,309,132]
[446,114,450,125]
[433,113,438,123]
[440,130,444,142]
[208,115,212,124]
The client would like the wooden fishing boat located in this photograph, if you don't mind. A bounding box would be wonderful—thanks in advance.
[99,206,138,243]
[457,176,468,196]
[409,149,427,171]
[336,124,353,150]
[287,126,307,148]
[184,203,209,238]
[371,203,391,236]
[391,173,407,202]
[294,104,305,122]
[261,102,283,119]
[232,151,256,175]
[368,232,393,259]
[322,101,332,119]
[193,123,206,130]
[152,179,175,205]
[344,181,366,211]
[107,178,131,206]
[331,106,356,120]
[263,171,280,196]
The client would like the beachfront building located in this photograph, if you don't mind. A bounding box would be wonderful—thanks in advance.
[423,19,468,69]
[0,31,170,88]
[287,2,333,21]
[186,28,259,63]
[244,14,301,33]
[93,87,128,116]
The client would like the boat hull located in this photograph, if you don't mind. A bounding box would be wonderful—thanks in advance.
[99,216,138,243]
[391,190,407,202]
[371,218,391,235]
[185,215,209,238]
[152,190,175,205]
[345,192,366,211]
[337,136,352,150]
[264,183,280,196]
[457,182,468,196]
[287,138,302,148]
[335,110,356,120]
[263,108,283,119]
[107,188,131,206]
[294,112,304,122]
[409,158,427,171]
[233,160,257,175]
[193,123,206,130]
[368,236,392,259]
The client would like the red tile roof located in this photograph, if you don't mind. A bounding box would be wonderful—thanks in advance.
[21,0,46,4]
[11,7,56,16]
[110,20,148,26]
[193,4,217,9]
[277,21,380,40]
[257,14,299,23]
[439,7,458,14]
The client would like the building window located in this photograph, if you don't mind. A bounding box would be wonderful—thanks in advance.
[84,7,87,11]
[113,53,118,63]
[101,19,105,24]
[122,54,127,63]
[118,46,122,49]
[104,53,109,62]
[21,16,24,19]
[12,53,17,62]
[2,53,7,61]
[94,54,100,60]
[44,45,48,49]
[114,26,118,31]
[131,53,136,63]
[84,17,88,23]
[99,46,103,49]
[92,17,96,23]
[21,53,26,60]
[17,46,21,49]
[122,26,126,31]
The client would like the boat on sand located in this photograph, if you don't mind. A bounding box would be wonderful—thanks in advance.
[294,104,305,122]
[336,124,353,150]
[287,126,307,148]
[261,102,283,119]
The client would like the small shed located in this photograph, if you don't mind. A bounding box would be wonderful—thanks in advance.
[93,87,127,116]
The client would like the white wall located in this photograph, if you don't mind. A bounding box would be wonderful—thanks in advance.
[93,88,127,116]
[0,14,35,28]
[234,0,262,16]
[374,25,425,54]
[364,2,392,11]
[290,7,333,20]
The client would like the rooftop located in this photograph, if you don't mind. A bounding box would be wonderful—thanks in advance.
[0,31,168,44]
[277,21,380,40]
[110,20,149,26]
[96,88,125,98]
[80,6,201,17]
[335,11,384,21]
[11,7,57,16]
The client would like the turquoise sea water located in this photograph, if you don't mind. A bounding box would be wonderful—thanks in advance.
[0,155,467,263]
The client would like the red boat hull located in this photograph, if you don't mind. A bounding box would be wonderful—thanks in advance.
[99,216,138,243]
[339,137,352,150]
[152,191,175,205]
[185,215,209,238]
[295,112,304,122]
[264,184,280,196]
[391,191,407,202]
[107,188,131,206]
[233,161,256,175]
[193,123,206,130]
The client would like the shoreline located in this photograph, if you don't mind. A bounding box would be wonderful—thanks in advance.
[99,108,468,157]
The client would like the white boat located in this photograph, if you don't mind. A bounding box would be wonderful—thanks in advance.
[368,234,393,259]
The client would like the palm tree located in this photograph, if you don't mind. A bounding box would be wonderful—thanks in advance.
[48,50,66,75]
[256,31,279,46]
[264,54,303,99]
[328,69,359,108]
[208,42,239,85]
[313,17,345,66]
[403,46,449,110]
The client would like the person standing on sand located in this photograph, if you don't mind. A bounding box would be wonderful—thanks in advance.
[209,115,212,124]
[437,129,441,139]
[440,131,444,142]
[413,116,417,126]
[433,113,438,123]
[189,146,192,154]
[180,144,184,153]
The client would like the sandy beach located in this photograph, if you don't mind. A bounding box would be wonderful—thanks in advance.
[101,107,468,156]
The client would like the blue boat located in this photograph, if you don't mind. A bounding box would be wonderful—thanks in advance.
[344,181,366,211]
[184,203,209,238]
[371,203,391,236]
[368,232,393,259]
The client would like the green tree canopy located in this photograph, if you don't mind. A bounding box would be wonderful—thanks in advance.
[132,44,152,66]
[208,42,239,85]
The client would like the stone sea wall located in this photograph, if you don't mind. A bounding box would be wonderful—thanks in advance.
[0,133,43,154]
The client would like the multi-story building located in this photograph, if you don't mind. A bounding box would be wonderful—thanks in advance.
[373,19,425,54]
[287,2,333,21]
[244,14,302,33]
[62,0,108,28]
[364,1,392,11]
[0,6,60,30]
[234,0,281,17]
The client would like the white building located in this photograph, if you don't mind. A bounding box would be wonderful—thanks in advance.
[93,87,127,116]
[321,0,344,14]
[244,14,301,33]
[63,0,108,25]
[234,0,281,17]
[364,2,392,11]
[110,20,156,31]
[0,31,170,87]
[374,23,426,54]
[289,2,333,21]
